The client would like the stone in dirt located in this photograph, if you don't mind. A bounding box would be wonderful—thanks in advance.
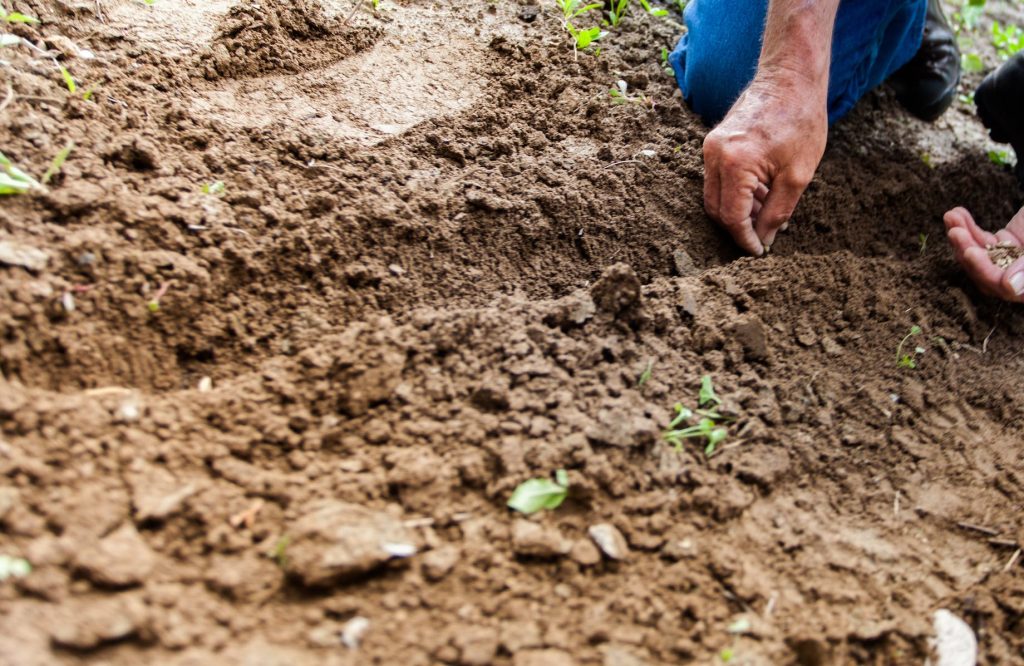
[0,240,49,272]
[128,465,199,522]
[454,626,499,666]
[285,500,417,586]
[588,523,630,561]
[421,544,460,582]
[74,523,157,587]
[672,249,699,277]
[512,520,571,558]
[48,594,148,649]
[569,539,602,567]
[930,609,977,666]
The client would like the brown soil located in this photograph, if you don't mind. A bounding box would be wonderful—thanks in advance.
[2,1,1024,664]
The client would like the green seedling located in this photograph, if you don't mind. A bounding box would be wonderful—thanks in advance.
[556,0,602,21]
[608,80,654,108]
[664,376,733,456]
[959,91,975,105]
[953,0,985,33]
[989,149,1014,166]
[992,21,1024,59]
[0,555,31,580]
[42,141,73,185]
[566,21,605,51]
[660,47,673,76]
[920,152,934,169]
[508,469,569,514]
[637,358,653,387]
[719,648,735,663]
[896,325,924,369]
[918,232,928,255]
[671,0,686,12]
[961,52,984,73]
[268,536,290,568]
[638,0,668,16]
[146,281,171,313]
[605,0,630,27]
[0,152,42,194]
[202,180,226,195]
[0,10,39,24]
[699,374,721,407]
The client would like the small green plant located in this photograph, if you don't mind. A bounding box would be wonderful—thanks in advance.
[918,232,928,255]
[57,64,76,94]
[147,281,171,313]
[671,0,686,12]
[953,0,985,33]
[989,148,1014,166]
[0,9,39,24]
[0,555,31,580]
[663,375,733,456]
[268,536,290,568]
[556,0,602,21]
[605,0,630,26]
[920,152,934,169]
[660,47,673,76]
[0,152,41,194]
[508,469,569,514]
[566,21,605,51]
[992,21,1024,59]
[42,141,73,185]
[202,180,226,195]
[896,325,924,369]
[638,0,668,16]
[608,80,654,108]
[961,52,984,73]
[637,358,653,387]
[959,91,976,105]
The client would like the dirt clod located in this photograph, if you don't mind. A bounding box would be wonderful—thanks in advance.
[512,520,571,558]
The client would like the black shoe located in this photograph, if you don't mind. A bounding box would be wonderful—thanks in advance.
[976,52,1024,184]
[888,0,960,121]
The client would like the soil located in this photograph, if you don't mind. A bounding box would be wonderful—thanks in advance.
[2,0,1024,664]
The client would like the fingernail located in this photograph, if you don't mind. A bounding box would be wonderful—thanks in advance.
[1011,271,1024,295]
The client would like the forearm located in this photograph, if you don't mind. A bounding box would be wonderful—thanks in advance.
[758,0,840,98]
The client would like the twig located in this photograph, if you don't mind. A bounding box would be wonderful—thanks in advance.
[1004,548,1021,572]
[957,522,1001,537]
[982,322,998,354]
[343,0,362,24]
[601,159,641,169]
[988,538,1019,549]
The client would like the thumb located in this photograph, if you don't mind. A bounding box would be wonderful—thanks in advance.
[754,172,806,247]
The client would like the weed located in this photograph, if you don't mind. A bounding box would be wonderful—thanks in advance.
[637,358,653,387]
[0,555,31,580]
[605,0,630,26]
[268,536,290,568]
[989,148,1014,166]
[0,10,39,24]
[992,21,1024,59]
[555,0,602,21]
[664,376,733,456]
[202,180,226,195]
[896,325,924,369]
[638,0,668,16]
[507,469,569,514]
[42,141,73,185]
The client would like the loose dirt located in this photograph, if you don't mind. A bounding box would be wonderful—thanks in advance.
[2,1,1024,664]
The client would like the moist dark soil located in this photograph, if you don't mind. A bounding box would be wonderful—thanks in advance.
[2,1,1024,664]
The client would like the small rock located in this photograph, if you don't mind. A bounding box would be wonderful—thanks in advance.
[114,399,141,424]
[732,317,769,361]
[0,240,49,272]
[197,376,213,392]
[514,648,576,666]
[74,523,156,587]
[591,263,642,316]
[341,616,370,649]
[49,594,147,649]
[678,286,699,317]
[470,376,510,412]
[931,609,977,666]
[588,524,630,561]
[512,520,571,558]
[455,626,499,666]
[130,468,197,523]
[421,545,460,582]
[518,5,540,22]
[285,500,417,586]
[501,620,543,653]
[569,539,601,567]
[672,249,699,277]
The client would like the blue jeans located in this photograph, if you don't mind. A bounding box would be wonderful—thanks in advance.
[670,0,928,125]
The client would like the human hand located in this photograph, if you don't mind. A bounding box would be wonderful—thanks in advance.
[945,206,1024,303]
[701,73,828,255]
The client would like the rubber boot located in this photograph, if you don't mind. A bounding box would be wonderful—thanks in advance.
[888,0,960,121]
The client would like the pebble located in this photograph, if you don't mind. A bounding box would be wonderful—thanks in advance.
[285,500,417,586]
[0,240,49,272]
[511,520,571,558]
[49,595,147,649]
[341,616,370,649]
[588,524,630,561]
[931,609,977,666]
[454,626,499,666]
[569,539,602,567]
[421,545,460,582]
[74,523,156,587]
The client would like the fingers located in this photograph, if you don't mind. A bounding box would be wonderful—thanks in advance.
[947,226,977,263]
[702,135,722,222]
[1006,205,1024,244]
[944,207,998,247]
[754,171,806,247]
[717,167,764,256]
[1002,256,1024,302]
[961,246,1005,297]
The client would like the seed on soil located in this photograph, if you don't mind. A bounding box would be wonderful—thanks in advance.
[587,523,630,561]
[341,616,370,650]
[987,243,1024,269]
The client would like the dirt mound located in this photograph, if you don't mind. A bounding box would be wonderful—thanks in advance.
[1,0,1024,664]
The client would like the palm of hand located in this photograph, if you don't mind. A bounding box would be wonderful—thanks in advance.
[945,206,1024,302]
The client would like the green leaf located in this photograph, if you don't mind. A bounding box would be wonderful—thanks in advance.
[0,171,33,194]
[4,11,40,24]
[555,469,569,487]
[202,180,226,195]
[508,477,568,514]
[909,325,922,336]
[637,359,653,387]
[41,141,74,185]
[961,52,984,73]
[0,555,31,580]
[698,374,721,407]
[58,64,76,94]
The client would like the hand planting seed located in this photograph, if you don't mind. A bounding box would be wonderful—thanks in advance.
[507,469,569,514]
